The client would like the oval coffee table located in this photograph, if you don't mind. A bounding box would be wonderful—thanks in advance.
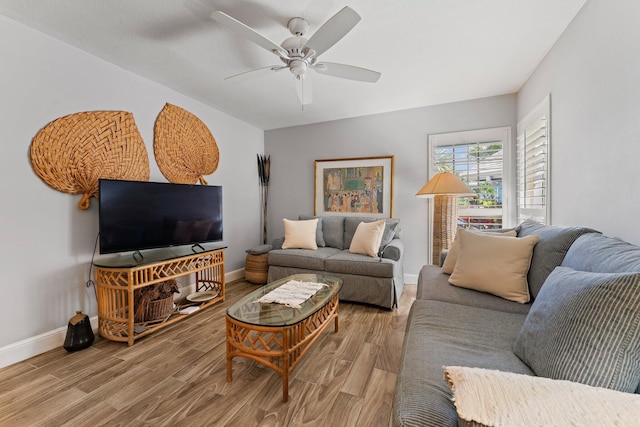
[226,273,343,402]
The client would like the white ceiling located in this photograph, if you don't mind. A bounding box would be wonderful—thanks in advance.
[0,0,586,130]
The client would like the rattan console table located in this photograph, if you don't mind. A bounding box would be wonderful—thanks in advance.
[94,246,225,346]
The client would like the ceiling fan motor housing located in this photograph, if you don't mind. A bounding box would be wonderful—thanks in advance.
[281,36,307,58]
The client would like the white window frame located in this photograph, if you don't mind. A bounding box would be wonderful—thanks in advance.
[427,127,514,260]
[516,95,551,224]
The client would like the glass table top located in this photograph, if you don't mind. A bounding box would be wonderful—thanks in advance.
[227,274,342,327]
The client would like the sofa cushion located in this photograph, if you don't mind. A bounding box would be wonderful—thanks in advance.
[324,250,395,278]
[443,366,640,427]
[442,228,517,274]
[516,219,599,298]
[416,265,531,315]
[513,266,640,393]
[349,219,385,257]
[298,215,325,247]
[449,229,539,303]
[561,232,640,273]
[268,247,341,270]
[320,216,345,249]
[282,218,318,250]
[392,300,532,427]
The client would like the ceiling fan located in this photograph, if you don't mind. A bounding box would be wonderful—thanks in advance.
[211,6,381,106]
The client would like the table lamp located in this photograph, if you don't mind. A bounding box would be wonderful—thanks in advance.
[416,172,476,264]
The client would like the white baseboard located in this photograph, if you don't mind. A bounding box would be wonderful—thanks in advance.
[0,269,245,370]
[404,273,418,285]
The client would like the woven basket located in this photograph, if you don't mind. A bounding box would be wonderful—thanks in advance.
[154,103,219,185]
[245,253,269,284]
[140,295,174,323]
[30,111,149,210]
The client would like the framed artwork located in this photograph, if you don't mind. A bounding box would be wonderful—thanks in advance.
[314,156,394,217]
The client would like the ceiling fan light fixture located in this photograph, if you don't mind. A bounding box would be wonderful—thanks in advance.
[289,60,307,76]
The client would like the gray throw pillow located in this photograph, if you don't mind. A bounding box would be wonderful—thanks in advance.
[379,221,399,249]
[516,219,598,298]
[513,266,640,393]
[298,215,325,247]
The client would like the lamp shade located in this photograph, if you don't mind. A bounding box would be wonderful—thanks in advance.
[415,172,476,198]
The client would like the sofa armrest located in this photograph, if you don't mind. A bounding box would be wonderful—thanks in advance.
[381,238,404,261]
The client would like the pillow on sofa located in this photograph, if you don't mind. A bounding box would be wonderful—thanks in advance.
[448,229,539,303]
[282,218,318,250]
[442,228,517,274]
[513,266,640,393]
[379,220,399,249]
[349,220,385,257]
[443,366,640,427]
[516,219,599,298]
[298,215,325,247]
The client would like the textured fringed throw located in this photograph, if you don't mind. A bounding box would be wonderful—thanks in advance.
[256,280,325,308]
[443,366,640,427]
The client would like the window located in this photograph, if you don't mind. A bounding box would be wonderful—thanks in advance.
[429,127,513,230]
[516,95,551,224]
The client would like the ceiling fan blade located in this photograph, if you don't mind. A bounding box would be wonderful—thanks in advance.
[211,11,288,57]
[313,62,381,83]
[294,75,313,106]
[305,6,361,57]
[225,65,285,82]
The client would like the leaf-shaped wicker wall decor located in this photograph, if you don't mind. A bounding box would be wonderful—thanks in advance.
[154,103,219,185]
[30,111,150,210]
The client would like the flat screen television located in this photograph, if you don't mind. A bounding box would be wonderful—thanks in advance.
[98,179,223,254]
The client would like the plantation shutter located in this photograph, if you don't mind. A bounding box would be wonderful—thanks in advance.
[517,96,550,224]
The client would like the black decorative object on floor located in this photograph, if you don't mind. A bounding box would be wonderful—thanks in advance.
[63,311,95,352]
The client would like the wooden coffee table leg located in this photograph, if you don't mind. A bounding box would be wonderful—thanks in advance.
[282,328,289,402]
[226,317,233,382]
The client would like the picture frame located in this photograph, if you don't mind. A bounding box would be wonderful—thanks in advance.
[314,156,394,217]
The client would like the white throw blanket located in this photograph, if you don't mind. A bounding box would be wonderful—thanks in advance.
[443,366,640,426]
[256,280,326,308]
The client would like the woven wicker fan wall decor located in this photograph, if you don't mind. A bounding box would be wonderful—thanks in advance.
[154,103,219,185]
[30,111,150,210]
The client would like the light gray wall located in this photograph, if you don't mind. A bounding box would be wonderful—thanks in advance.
[0,15,263,350]
[517,0,640,244]
[265,95,517,278]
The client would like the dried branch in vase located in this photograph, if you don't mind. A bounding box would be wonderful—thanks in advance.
[257,154,271,244]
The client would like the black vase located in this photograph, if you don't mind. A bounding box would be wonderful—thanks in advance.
[63,311,95,352]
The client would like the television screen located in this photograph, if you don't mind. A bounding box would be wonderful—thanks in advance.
[98,179,223,254]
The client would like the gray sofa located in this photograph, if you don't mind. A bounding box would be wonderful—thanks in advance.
[393,220,640,426]
[267,215,404,309]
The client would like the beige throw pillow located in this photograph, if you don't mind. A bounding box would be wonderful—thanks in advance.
[282,218,318,250]
[349,220,385,257]
[442,229,517,273]
[448,228,539,303]
[443,366,640,427]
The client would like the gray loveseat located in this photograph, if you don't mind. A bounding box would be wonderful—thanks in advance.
[393,220,640,426]
[267,215,404,309]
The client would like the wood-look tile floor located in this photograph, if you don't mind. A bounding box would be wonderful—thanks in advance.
[0,280,416,427]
